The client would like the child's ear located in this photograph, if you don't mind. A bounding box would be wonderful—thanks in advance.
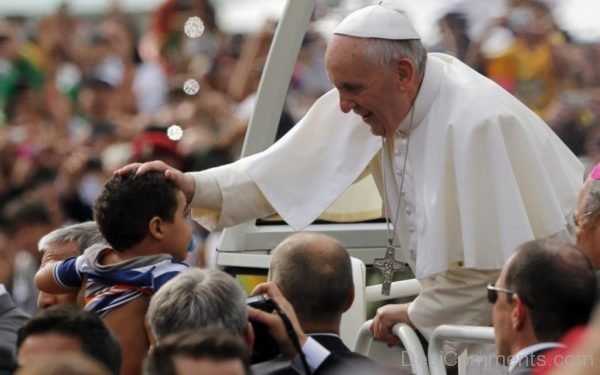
[148,216,165,240]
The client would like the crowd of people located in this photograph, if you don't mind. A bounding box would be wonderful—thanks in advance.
[1,0,600,374]
[0,0,329,314]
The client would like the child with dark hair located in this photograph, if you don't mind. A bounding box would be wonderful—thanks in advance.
[36,171,192,314]
[35,171,194,374]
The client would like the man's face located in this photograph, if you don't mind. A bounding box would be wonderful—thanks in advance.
[18,332,83,367]
[325,35,410,137]
[161,190,193,261]
[492,256,516,365]
[174,357,246,375]
[37,241,80,309]
[574,180,600,269]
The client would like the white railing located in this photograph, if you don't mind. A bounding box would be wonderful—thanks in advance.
[428,325,495,375]
[365,278,422,302]
[354,319,430,375]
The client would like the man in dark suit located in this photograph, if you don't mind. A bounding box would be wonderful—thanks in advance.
[149,267,386,375]
[0,283,29,375]
[253,232,400,374]
[491,239,597,374]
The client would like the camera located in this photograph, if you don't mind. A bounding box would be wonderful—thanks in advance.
[247,295,280,363]
[247,294,277,312]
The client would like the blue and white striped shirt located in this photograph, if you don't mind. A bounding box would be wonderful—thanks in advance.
[53,243,188,316]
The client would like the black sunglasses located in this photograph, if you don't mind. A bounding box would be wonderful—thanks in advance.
[487,283,516,304]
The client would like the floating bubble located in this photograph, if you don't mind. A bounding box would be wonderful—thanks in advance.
[184,16,205,38]
[167,124,183,141]
[183,79,200,95]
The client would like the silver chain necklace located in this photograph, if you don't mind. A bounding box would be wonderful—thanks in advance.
[373,106,415,295]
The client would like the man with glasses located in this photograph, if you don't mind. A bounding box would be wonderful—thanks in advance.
[490,238,596,374]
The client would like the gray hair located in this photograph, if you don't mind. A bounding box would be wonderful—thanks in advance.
[363,38,427,76]
[38,221,107,255]
[579,178,600,222]
[147,268,247,341]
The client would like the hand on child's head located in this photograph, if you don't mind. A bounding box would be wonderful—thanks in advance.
[114,163,142,176]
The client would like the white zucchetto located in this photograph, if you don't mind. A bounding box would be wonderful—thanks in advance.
[333,5,420,40]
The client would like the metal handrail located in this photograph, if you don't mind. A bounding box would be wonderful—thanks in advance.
[353,319,430,375]
[365,278,422,302]
[428,325,495,375]
[354,320,375,355]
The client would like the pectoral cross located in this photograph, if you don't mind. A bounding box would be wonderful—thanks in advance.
[373,245,405,296]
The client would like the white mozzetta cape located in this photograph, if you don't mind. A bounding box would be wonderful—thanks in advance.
[213,53,583,278]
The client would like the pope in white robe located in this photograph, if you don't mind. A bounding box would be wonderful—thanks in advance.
[123,5,583,367]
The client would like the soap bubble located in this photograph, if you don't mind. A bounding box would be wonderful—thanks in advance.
[184,17,205,38]
[183,79,200,95]
[167,125,183,141]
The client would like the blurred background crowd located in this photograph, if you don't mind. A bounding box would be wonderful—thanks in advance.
[0,0,599,315]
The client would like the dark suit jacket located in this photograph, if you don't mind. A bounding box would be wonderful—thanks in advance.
[253,334,406,375]
[509,347,556,375]
[0,291,30,375]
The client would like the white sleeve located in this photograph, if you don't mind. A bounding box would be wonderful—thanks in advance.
[189,171,222,210]
[188,163,275,232]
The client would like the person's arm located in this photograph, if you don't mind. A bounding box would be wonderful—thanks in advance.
[115,160,275,232]
[34,257,83,294]
[189,165,275,231]
[370,303,414,347]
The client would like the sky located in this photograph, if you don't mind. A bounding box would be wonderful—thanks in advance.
[0,0,599,43]
[216,0,600,43]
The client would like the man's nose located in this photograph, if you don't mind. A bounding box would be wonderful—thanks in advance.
[339,97,356,113]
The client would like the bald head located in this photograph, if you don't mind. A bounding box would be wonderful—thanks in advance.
[269,233,353,331]
[271,232,349,277]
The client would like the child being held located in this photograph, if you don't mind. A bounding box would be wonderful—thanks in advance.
[35,171,194,374]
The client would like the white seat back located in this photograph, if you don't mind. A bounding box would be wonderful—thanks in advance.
[341,259,422,345]
[339,257,367,347]
[342,259,428,372]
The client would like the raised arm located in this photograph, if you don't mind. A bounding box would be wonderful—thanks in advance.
[34,258,82,294]
[115,160,275,232]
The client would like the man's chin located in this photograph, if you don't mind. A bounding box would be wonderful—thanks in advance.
[366,123,385,137]
[371,128,391,138]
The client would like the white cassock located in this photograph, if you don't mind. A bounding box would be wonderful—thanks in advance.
[189,53,583,360]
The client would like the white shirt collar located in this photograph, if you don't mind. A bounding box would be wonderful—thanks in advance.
[508,342,565,372]
[396,54,444,137]
[0,283,6,296]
